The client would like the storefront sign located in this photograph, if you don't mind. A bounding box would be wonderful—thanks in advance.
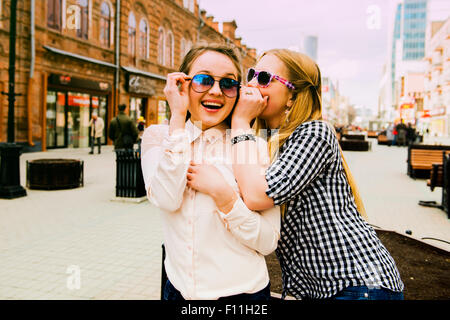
[48,74,111,92]
[400,103,414,109]
[126,74,156,96]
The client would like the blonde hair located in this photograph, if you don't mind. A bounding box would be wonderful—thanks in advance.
[254,49,367,220]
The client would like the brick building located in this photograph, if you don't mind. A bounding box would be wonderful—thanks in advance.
[0,0,257,151]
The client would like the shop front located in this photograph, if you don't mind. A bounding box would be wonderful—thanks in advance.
[125,70,170,125]
[46,74,111,149]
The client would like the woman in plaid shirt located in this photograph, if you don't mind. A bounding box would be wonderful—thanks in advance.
[189,49,404,300]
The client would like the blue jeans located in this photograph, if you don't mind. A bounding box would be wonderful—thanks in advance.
[329,285,404,300]
[163,279,271,301]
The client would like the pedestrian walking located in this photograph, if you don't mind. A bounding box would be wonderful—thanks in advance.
[396,121,408,147]
[141,43,280,300]
[108,104,138,150]
[189,48,404,300]
[88,112,104,154]
[386,123,395,146]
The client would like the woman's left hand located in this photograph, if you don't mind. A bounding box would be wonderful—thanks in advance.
[187,161,226,196]
[187,161,238,213]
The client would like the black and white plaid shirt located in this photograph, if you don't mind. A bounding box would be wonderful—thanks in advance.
[265,120,404,299]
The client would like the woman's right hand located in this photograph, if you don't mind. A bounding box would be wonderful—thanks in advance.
[164,72,191,118]
[232,86,268,128]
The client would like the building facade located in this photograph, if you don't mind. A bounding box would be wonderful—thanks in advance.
[0,0,257,151]
[423,18,450,136]
[387,0,428,121]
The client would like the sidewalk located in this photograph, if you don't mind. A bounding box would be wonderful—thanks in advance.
[0,146,164,300]
[0,141,449,300]
[344,140,450,252]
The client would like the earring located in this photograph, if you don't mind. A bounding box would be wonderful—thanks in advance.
[284,107,290,122]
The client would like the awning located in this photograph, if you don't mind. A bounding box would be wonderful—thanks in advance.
[44,45,117,69]
[121,66,167,81]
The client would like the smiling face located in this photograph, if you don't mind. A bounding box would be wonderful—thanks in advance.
[248,54,294,129]
[187,50,239,130]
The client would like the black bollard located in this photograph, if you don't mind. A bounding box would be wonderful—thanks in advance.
[0,143,27,199]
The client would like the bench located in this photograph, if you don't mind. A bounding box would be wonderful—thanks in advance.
[377,134,392,145]
[419,153,450,219]
[427,163,443,191]
[339,139,371,151]
[342,134,365,141]
[407,144,450,179]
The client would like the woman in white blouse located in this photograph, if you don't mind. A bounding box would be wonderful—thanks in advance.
[140,43,280,300]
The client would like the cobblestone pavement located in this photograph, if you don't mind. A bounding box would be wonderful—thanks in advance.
[0,139,449,300]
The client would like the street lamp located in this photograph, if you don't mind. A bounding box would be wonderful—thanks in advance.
[0,0,27,199]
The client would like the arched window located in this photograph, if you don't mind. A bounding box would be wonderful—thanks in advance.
[128,12,136,57]
[47,0,62,30]
[99,2,111,47]
[157,27,165,65]
[77,0,89,39]
[165,30,174,67]
[139,19,149,59]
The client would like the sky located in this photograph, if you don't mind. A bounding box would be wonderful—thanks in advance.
[198,0,450,111]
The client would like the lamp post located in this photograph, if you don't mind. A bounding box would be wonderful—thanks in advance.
[0,0,27,199]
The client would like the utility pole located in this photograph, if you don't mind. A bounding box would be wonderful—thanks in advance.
[0,0,27,199]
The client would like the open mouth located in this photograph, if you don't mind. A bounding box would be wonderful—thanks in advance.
[201,101,223,111]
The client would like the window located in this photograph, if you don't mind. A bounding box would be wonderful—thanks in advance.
[139,19,149,59]
[76,0,89,39]
[47,0,62,30]
[100,2,111,47]
[166,30,174,67]
[158,27,165,65]
[128,12,136,57]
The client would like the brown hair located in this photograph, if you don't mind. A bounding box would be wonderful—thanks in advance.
[179,42,243,81]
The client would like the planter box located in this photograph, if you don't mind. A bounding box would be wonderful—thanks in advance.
[26,159,83,190]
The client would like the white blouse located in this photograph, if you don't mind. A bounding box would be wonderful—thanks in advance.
[141,119,280,300]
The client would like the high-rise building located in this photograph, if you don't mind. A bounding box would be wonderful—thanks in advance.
[387,0,428,120]
[303,36,318,62]
[402,0,428,60]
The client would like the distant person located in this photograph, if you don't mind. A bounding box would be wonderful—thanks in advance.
[88,112,104,154]
[392,123,398,146]
[137,116,146,154]
[406,123,416,145]
[108,104,138,150]
[396,121,407,147]
[386,123,395,146]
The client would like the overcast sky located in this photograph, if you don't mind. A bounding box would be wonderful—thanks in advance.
[199,0,450,111]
